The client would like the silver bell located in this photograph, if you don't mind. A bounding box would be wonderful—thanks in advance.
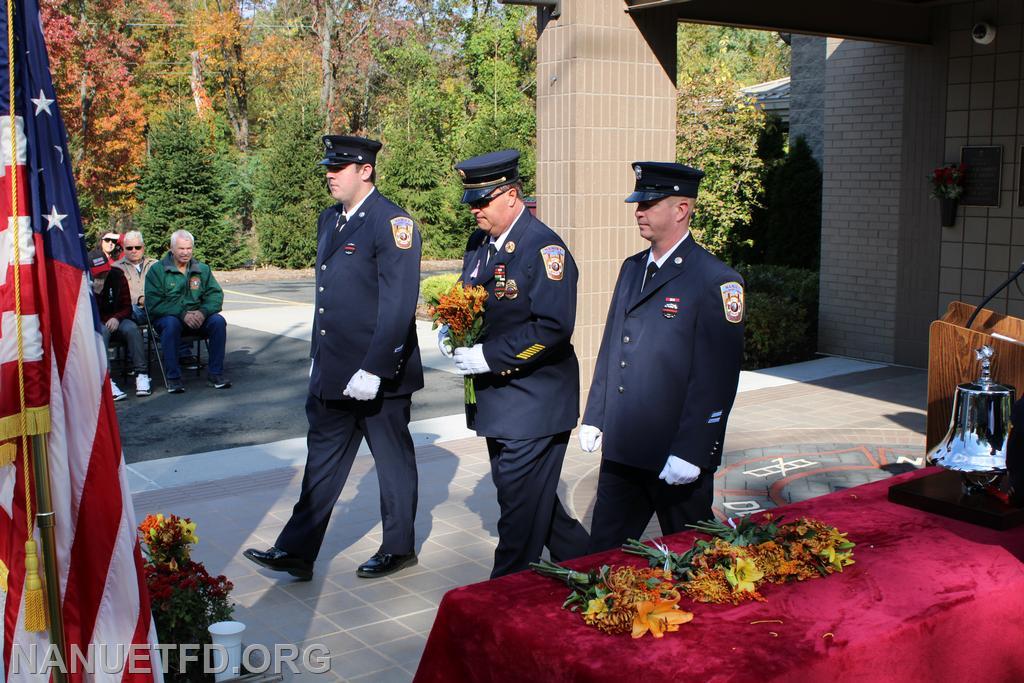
[928,345,1016,492]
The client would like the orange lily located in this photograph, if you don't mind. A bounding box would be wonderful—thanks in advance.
[631,599,694,639]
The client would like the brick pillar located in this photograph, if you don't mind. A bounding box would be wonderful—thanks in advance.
[536,2,677,401]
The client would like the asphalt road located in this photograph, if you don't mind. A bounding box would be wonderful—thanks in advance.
[114,278,467,463]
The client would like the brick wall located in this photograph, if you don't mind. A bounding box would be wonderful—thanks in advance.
[819,39,907,362]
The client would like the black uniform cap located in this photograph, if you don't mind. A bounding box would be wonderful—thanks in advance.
[625,161,705,203]
[319,135,383,167]
[455,149,521,204]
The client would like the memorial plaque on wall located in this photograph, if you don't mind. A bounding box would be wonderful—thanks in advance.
[960,145,1001,206]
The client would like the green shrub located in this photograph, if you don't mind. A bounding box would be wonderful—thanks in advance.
[742,292,813,370]
[736,264,819,369]
[736,263,818,312]
[420,273,460,303]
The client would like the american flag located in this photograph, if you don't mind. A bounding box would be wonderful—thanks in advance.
[0,0,159,681]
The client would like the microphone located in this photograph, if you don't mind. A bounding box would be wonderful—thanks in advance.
[966,260,1024,330]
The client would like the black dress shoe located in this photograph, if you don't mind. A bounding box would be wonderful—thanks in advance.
[356,551,417,578]
[243,547,313,581]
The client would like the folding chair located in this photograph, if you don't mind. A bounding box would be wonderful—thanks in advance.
[144,307,211,391]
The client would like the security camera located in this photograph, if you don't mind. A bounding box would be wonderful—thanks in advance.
[972,22,996,45]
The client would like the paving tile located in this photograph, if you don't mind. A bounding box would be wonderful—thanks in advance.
[347,620,418,648]
[373,593,437,618]
[328,647,395,680]
[371,635,428,667]
[327,605,390,629]
[394,609,439,634]
[348,666,413,683]
[348,581,412,605]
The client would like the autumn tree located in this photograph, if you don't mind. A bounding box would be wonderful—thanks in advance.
[42,0,149,232]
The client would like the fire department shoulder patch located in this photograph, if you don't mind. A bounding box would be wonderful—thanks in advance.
[720,282,744,324]
[391,217,414,249]
[540,245,565,281]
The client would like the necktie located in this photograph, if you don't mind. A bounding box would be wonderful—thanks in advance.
[486,243,498,265]
[336,213,348,232]
[642,261,659,292]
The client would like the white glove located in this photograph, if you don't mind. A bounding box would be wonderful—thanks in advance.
[437,325,453,358]
[343,369,381,401]
[453,344,490,375]
[578,425,602,452]
[658,455,701,486]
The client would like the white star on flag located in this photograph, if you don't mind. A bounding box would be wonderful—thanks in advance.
[45,205,66,231]
[31,89,53,115]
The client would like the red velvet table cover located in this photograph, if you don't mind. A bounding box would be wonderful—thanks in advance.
[414,469,1024,683]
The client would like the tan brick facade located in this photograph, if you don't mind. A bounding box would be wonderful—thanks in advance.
[536,1,678,398]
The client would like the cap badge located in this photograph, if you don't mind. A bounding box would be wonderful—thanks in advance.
[634,165,642,180]
[457,168,467,179]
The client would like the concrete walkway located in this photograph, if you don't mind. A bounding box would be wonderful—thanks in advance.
[129,356,927,682]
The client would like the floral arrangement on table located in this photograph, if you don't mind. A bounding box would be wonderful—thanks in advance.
[426,281,488,406]
[531,514,854,639]
[929,163,967,199]
[139,513,234,683]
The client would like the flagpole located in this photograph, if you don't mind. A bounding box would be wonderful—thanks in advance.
[32,435,67,683]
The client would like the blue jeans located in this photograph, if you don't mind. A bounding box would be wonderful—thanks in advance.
[152,313,227,379]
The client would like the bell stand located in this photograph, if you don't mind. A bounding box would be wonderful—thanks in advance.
[888,301,1024,529]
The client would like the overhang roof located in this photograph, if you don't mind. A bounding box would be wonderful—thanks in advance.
[624,0,953,45]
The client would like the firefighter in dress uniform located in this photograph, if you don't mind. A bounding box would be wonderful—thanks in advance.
[579,161,745,552]
[244,135,423,580]
[447,149,590,578]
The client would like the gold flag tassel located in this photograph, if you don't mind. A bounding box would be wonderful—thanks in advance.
[0,558,8,592]
[0,441,14,467]
[23,540,45,630]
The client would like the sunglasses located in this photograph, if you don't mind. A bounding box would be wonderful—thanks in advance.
[102,237,119,243]
[468,186,512,210]
[124,245,143,251]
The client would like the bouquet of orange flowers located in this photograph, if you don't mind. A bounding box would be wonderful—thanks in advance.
[426,281,489,423]
[533,514,854,638]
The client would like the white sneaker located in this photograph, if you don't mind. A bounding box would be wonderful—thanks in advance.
[111,380,127,402]
[135,373,152,397]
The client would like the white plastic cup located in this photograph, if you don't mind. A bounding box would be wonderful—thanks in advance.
[208,620,246,682]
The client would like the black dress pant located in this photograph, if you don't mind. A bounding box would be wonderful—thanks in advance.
[588,459,715,554]
[487,431,590,578]
[276,392,417,561]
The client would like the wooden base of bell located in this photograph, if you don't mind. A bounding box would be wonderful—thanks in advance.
[888,469,1024,530]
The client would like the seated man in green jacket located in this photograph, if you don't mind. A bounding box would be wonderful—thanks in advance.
[144,229,231,393]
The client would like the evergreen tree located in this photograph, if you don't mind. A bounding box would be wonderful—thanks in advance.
[762,136,822,268]
[251,99,328,268]
[135,109,244,268]
[376,42,468,258]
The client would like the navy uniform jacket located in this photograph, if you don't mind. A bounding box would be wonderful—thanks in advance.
[310,189,424,399]
[461,210,580,439]
[583,236,744,472]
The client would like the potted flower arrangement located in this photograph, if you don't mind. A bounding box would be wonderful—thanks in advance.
[929,163,966,226]
[140,513,234,683]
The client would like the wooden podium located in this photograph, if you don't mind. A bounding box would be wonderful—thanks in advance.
[889,301,1024,529]
[926,301,1024,452]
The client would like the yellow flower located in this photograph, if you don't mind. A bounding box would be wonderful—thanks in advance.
[584,597,608,618]
[727,557,764,593]
[630,599,693,639]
